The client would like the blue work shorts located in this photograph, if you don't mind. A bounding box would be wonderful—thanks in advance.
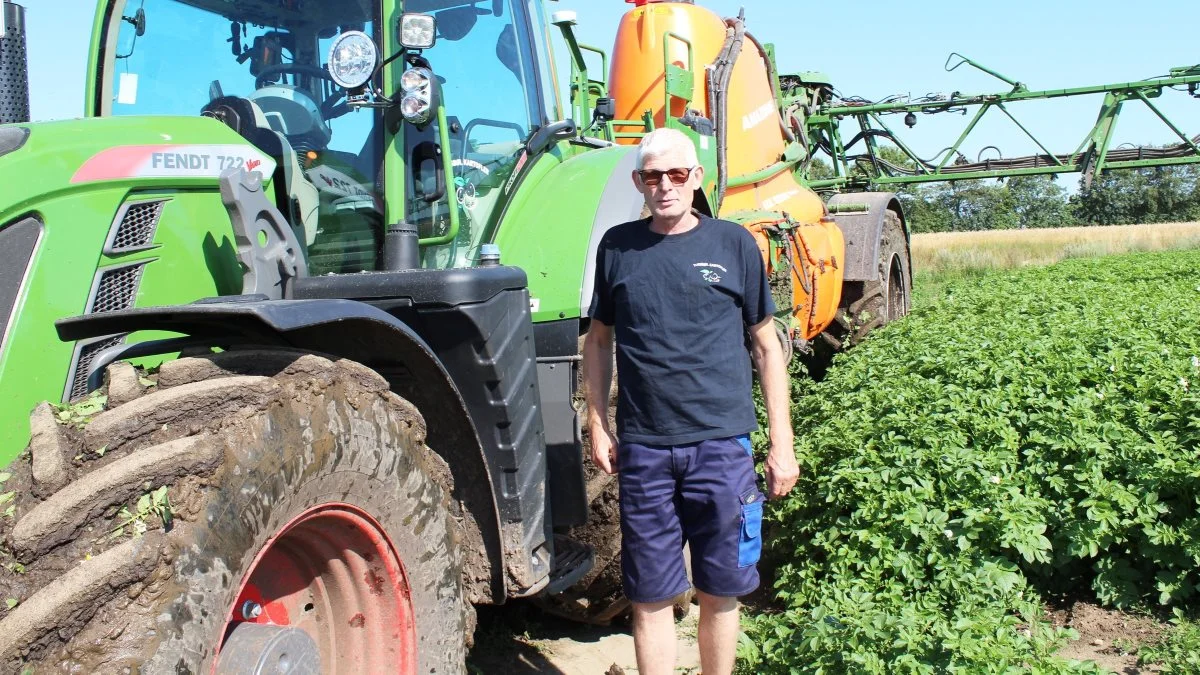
[617,435,764,604]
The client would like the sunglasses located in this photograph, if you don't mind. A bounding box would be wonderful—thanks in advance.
[636,166,695,187]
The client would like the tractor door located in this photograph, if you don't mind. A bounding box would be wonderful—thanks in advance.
[400,0,551,270]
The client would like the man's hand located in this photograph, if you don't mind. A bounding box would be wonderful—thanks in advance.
[764,443,799,500]
[749,317,797,500]
[583,320,618,474]
[590,424,619,475]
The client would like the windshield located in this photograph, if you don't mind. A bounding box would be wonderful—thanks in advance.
[404,0,544,268]
[103,0,384,274]
[101,0,550,272]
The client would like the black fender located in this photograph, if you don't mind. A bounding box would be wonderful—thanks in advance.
[56,296,516,603]
[827,192,910,282]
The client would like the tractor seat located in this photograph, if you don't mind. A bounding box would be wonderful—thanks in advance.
[200,96,320,248]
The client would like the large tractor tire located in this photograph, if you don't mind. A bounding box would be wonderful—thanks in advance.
[817,210,911,358]
[0,350,469,673]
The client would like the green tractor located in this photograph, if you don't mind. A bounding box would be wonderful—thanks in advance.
[0,0,915,671]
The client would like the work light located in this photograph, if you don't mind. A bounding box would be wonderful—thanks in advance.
[399,13,436,50]
[326,31,378,90]
[400,66,436,126]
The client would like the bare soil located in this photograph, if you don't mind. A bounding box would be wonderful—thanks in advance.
[1049,601,1166,674]
[468,600,700,675]
[468,599,1174,674]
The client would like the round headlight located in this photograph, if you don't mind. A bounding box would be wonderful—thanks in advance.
[400,67,432,94]
[401,94,432,122]
[327,30,379,89]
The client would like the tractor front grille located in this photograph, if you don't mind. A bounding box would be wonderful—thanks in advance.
[105,199,165,254]
[67,335,125,401]
[91,263,144,314]
[64,261,146,400]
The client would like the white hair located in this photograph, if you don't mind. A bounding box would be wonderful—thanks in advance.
[636,128,699,170]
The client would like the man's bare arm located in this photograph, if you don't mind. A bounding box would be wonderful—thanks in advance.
[748,317,798,499]
[583,320,619,474]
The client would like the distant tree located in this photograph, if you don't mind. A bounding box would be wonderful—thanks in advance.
[1007,175,1074,229]
[1071,170,1150,225]
[806,157,835,182]
[1070,163,1200,225]
[807,141,1199,231]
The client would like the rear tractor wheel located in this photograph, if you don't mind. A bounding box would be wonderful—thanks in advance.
[818,210,911,357]
[0,350,468,673]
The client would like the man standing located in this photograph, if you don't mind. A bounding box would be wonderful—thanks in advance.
[583,127,799,675]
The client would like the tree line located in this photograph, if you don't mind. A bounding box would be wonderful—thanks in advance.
[810,149,1200,232]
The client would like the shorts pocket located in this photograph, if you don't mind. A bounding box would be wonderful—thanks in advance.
[734,435,752,457]
[738,489,764,568]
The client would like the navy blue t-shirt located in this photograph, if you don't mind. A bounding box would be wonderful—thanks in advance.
[588,215,776,445]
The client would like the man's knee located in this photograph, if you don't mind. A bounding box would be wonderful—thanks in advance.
[631,597,676,618]
[695,590,738,614]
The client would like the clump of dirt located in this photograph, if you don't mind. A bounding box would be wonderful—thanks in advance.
[1049,601,1166,673]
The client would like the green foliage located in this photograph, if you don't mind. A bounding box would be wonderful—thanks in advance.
[898,176,1074,233]
[111,486,172,538]
[883,160,1200,232]
[746,250,1200,671]
[0,471,12,519]
[1140,610,1200,673]
[51,390,107,429]
[1071,165,1200,226]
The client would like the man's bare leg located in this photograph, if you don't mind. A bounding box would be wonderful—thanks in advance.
[697,590,740,675]
[632,598,677,675]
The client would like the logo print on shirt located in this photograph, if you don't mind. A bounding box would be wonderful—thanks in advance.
[694,262,727,284]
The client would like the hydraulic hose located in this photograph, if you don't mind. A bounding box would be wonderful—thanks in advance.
[711,14,745,209]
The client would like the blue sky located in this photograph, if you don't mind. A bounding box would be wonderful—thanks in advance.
[22,0,1199,179]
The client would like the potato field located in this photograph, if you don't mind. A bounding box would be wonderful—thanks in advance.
[741,249,1200,673]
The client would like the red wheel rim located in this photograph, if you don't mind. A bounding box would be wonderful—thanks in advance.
[217,503,417,674]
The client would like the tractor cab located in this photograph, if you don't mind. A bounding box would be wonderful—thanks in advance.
[97,0,556,273]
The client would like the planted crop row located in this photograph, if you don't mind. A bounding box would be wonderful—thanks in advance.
[743,249,1200,673]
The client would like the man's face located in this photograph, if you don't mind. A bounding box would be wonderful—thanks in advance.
[633,147,704,221]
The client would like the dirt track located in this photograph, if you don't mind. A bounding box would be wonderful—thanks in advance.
[467,599,1168,674]
[467,602,700,674]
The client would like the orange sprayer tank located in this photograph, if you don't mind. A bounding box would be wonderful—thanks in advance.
[608,0,843,339]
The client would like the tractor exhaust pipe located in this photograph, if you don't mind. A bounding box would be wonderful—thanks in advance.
[1,1,31,124]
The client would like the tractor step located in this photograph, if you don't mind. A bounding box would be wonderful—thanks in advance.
[544,535,594,596]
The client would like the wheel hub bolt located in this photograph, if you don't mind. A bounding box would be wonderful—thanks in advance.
[241,600,263,620]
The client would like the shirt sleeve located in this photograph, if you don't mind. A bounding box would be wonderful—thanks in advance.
[741,231,776,326]
[588,235,615,325]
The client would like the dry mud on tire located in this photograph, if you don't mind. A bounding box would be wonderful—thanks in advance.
[0,352,468,673]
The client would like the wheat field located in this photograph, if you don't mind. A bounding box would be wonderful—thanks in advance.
[911,222,1200,275]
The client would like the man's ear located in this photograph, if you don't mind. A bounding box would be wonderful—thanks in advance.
[691,165,706,188]
[631,170,647,194]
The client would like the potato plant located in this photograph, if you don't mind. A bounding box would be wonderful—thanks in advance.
[743,250,1200,673]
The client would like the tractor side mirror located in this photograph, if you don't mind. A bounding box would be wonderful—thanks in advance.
[122,8,147,37]
[246,34,284,77]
